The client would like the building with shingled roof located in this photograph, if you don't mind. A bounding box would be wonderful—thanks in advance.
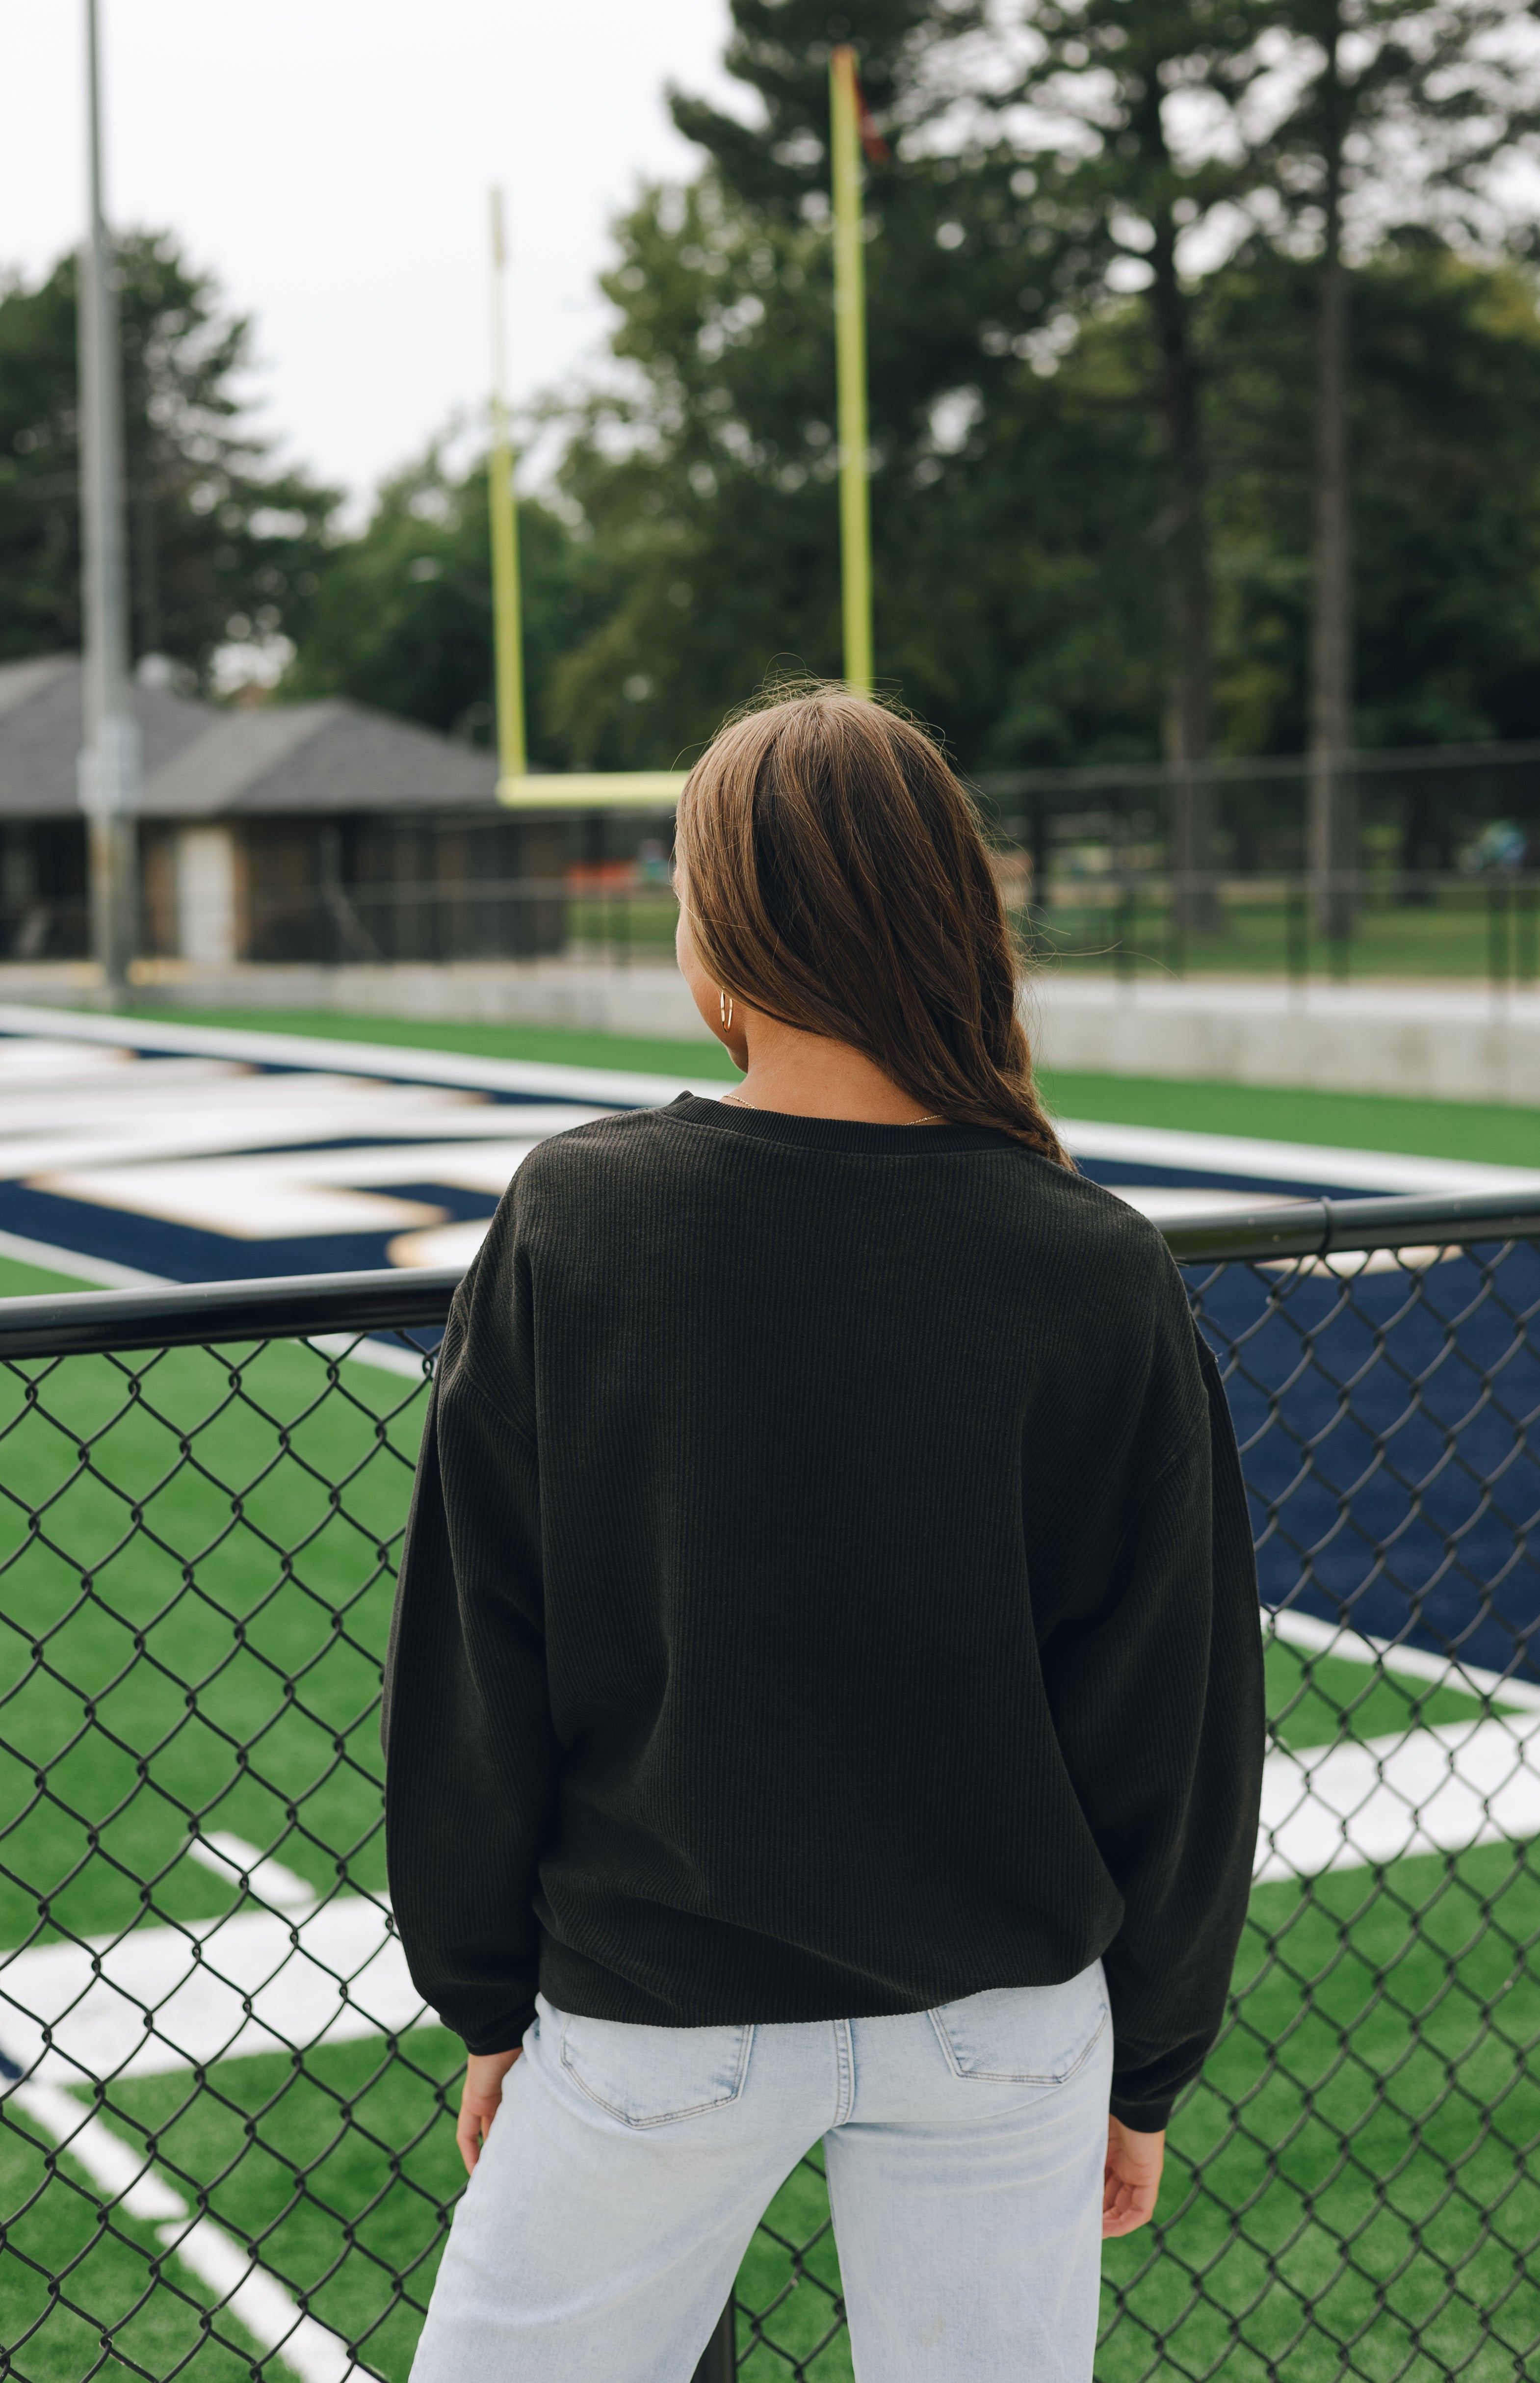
[0,657,564,967]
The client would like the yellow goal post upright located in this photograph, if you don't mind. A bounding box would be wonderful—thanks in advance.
[493,61,877,812]
[829,43,875,699]
[488,197,687,815]
[487,187,528,795]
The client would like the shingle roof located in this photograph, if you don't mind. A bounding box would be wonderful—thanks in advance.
[0,658,499,821]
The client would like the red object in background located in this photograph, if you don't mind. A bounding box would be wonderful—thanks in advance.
[852,66,890,165]
[566,861,638,891]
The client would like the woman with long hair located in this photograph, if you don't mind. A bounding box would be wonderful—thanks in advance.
[386,689,1263,2381]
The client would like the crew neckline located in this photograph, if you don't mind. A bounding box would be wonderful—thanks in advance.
[663,1092,1018,1156]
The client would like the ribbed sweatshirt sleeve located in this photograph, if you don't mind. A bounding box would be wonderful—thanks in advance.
[382,1213,556,2055]
[1042,1314,1264,2133]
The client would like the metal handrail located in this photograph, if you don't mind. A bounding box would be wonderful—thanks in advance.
[0,1265,462,1360]
[1158,1185,1540,1266]
[3,1186,1540,1359]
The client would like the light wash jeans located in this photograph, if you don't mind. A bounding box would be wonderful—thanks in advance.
[411,1963,1113,2383]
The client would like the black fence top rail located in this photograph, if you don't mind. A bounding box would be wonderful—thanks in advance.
[1158,1185,1540,1266]
[0,1264,464,1360]
[2,1188,1538,1360]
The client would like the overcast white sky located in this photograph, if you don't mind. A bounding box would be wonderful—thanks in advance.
[0,0,740,510]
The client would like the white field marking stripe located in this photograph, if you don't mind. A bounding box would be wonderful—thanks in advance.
[3,1708,1540,2095]
[10,2077,185,2219]
[153,2215,360,2383]
[1110,1186,1306,1221]
[305,1331,435,1381]
[186,1832,315,1912]
[0,1002,708,1109]
[1256,1710,1540,1884]
[0,1894,424,2086]
[0,1003,1514,1194]
[1057,1115,1540,1199]
[36,1138,552,1239]
[1266,1604,1540,1713]
[0,1083,609,1159]
[0,1226,169,1290]
[9,2080,360,2381]
[0,1230,436,1383]
[0,1076,540,1178]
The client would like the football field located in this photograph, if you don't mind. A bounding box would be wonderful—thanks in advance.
[1,1004,1538,2380]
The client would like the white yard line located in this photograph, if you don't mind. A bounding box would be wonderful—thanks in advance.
[1256,1710,1540,1883]
[8,2077,360,2381]
[1057,1116,1540,1198]
[9,2078,185,2220]
[153,2216,361,2383]
[0,1002,705,1109]
[1,1685,1536,2096]
[0,1226,169,1290]
[3,1006,1523,1198]
[0,1896,421,2086]
[0,1228,433,1384]
[1266,1604,1540,1712]
[4,1683,1537,2366]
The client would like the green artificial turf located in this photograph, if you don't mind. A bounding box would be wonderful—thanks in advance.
[119,1001,1540,1166]
[1039,1068,1540,1169]
[0,1256,95,1300]
[1101,1836,1540,2382]
[2,1262,1537,2376]
[128,1002,739,1084]
[0,1336,428,1954]
[1263,1636,1511,1750]
[1,2090,273,2380]
[0,1322,1530,2378]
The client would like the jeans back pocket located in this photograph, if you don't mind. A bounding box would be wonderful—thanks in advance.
[557,2009,756,2128]
[928,1966,1109,2087]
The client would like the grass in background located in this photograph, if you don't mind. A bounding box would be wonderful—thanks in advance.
[1038,1070,1540,1168]
[0,1338,427,1952]
[1,1335,1528,2382]
[127,1003,1540,1167]
[1031,891,1516,980]
[128,1003,739,1084]
[0,1256,97,1300]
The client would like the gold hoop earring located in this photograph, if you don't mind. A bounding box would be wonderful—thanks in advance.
[719,990,733,1030]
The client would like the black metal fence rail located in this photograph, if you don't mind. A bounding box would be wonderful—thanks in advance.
[3,1186,1540,2380]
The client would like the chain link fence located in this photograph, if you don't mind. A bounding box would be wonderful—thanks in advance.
[2,1189,1539,2380]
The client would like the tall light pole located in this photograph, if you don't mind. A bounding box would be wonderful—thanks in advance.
[830,45,874,698]
[487,187,528,794]
[78,0,140,999]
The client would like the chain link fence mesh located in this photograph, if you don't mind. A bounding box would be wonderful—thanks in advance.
[1,1212,1538,2379]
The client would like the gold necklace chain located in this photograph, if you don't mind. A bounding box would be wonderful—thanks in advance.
[719,1091,946,1125]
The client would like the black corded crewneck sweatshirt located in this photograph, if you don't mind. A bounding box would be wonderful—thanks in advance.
[383,1095,1263,2130]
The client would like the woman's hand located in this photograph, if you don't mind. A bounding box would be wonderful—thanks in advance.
[457,2048,522,2175]
[1102,2116,1165,2236]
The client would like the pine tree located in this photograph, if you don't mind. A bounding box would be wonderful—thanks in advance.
[0,232,335,686]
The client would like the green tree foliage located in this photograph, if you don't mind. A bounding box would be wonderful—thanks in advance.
[538,0,1191,768]
[283,0,1540,785]
[544,172,1172,769]
[996,0,1273,773]
[1209,239,1540,757]
[281,445,620,765]
[0,231,335,683]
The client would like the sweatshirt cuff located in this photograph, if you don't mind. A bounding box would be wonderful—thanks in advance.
[460,2001,538,2057]
[1109,2087,1175,2132]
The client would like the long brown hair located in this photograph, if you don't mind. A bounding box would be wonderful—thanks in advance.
[675,688,1071,1165]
